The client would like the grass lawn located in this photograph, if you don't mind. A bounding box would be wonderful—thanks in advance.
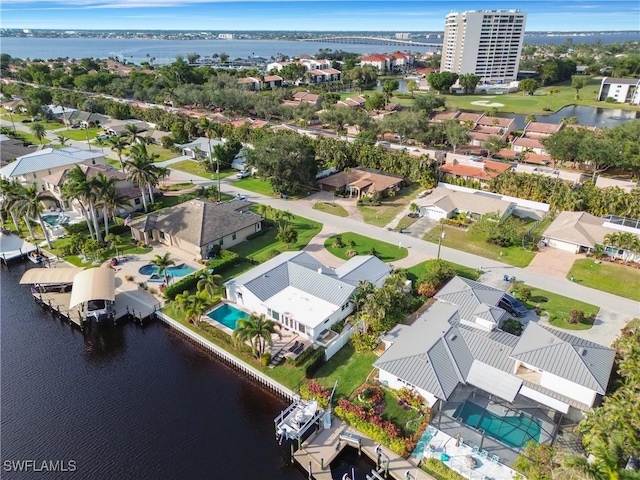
[313,202,349,217]
[381,389,424,437]
[12,131,51,146]
[516,285,599,330]
[312,343,376,399]
[234,177,275,196]
[168,160,211,179]
[357,185,420,227]
[46,231,152,266]
[406,259,481,282]
[105,158,122,169]
[229,214,322,263]
[59,127,100,141]
[394,215,419,232]
[567,259,640,302]
[325,232,408,263]
[159,182,194,192]
[145,144,180,162]
[423,224,537,268]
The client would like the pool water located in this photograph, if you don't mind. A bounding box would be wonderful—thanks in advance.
[411,426,436,459]
[41,214,68,227]
[207,304,249,330]
[138,264,196,277]
[453,401,541,449]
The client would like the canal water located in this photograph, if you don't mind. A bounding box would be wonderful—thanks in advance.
[0,264,304,479]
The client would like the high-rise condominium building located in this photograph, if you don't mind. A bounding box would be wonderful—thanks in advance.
[440,10,527,84]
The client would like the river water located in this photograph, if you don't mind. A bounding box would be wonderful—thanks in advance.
[1,32,638,64]
[0,264,303,479]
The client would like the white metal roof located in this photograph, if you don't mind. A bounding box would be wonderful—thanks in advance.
[466,360,523,403]
[0,147,104,177]
[69,267,115,309]
[263,286,337,330]
[20,267,81,285]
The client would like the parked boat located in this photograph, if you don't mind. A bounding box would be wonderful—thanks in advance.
[28,252,43,264]
[276,400,318,440]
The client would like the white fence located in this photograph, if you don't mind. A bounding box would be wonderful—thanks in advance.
[437,182,550,213]
[324,324,355,361]
[155,311,297,400]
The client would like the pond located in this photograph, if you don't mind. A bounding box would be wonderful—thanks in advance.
[496,105,640,129]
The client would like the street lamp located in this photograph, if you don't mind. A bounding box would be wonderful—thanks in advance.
[436,220,446,260]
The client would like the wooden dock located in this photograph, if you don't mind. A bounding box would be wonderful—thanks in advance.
[294,419,437,480]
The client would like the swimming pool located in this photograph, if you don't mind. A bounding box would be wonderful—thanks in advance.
[138,263,196,277]
[453,401,541,449]
[411,426,436,459]
[207,304,249,330]
[41,213,69,227]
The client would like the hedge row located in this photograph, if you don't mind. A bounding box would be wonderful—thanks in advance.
[421,458,466,480]
[208,249,239,274]
[163,268,206,300]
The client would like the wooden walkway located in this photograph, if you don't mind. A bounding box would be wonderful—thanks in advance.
[294,419,437,480]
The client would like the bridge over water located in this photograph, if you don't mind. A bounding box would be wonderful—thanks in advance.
[299,36,442,49]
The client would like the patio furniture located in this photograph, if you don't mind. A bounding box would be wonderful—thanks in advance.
[440,453,450,462]
[490,454,499,463]
[471,445,479,454]
[479,450,488,459]
[288,341,300,352]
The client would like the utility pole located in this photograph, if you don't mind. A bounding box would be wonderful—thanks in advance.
[436,220,446,260]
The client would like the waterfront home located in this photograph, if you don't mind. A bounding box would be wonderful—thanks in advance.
[415,186,515,221]
[468,116,517,146]
[41,163,149,214]
[374,276,615,459]
[542,211,640,261]
[0,147,106,191]
[224,252,391,342]
[316,167,404,199]
[512,121,561,155]
[597,77,640,105]
[128,199,262,260]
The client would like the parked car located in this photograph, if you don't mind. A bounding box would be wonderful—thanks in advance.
[96,134,109,140]
[499,294,528,317]
[234,193,247,201]
[236,170,250,179]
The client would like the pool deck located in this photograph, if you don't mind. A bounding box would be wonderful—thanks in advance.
[425,428,520,480]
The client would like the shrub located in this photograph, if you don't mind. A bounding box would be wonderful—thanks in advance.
[108,224,129,236]
[260,352,271,366]
[63,222,90,235]
[569,309,585,324]
[345,249,357,257]
[208,249,239,274]
[162,269,206,300]
[351,332,379,352]
[417,283,437,298]
[502,318,524,336]
[277,223,298,244]
[348,239,356,248]
[369,247,378,257]
[421,458,466,480]
[125,275,134,282]
[332,235,345,248]
[299,380,330,409]
[266,249,281,260]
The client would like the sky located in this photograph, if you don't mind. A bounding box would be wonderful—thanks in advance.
[1,0,639,32]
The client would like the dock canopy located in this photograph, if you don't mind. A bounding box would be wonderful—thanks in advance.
[69,267,115,309]
[20,267,81,285]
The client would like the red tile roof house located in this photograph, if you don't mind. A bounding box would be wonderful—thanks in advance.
[360,54,393,72]
[468,115,517,146]
[439,155,513,184]
[290,91,321,108]
[306,69,329,84]
[237,77,262,91]
[263,75,284,88]
[511,121,561,155]
[337,95,368,109]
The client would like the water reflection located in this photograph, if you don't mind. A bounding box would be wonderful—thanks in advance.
[83,324,127,361]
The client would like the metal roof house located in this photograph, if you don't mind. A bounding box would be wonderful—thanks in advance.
[415,186,516,221]
[375,276,615,416]
[224,252,391,343]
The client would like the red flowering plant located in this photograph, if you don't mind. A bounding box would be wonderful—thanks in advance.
[299,380,331,409]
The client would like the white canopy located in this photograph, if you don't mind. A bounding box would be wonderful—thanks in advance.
[20,267,81,285]
[69,267,115,309]
[467,360,523,403]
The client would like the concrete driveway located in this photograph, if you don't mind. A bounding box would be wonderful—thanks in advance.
[526,247,580,280]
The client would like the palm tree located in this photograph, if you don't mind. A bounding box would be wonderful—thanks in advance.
[63,166,102,242]
[93,173,128,236]
[0,179,26,233]
[30,123,46,144]
[124,145,161,212]
[150,253,175,285]
[13,184,57,248]
[232,314,278,358]
[199,118,224,173]
[175,290,211,324]
[56,135,69,146]
[559,434,639,480]
[351,280,376,312]
[108,134,130,171]
[124,123,146,145]
[197,271,223,298]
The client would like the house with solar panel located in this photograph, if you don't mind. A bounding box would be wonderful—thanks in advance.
[374,276,615,464]
[223,251,391,343]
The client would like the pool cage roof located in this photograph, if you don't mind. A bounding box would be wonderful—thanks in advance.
[603,215,640,231]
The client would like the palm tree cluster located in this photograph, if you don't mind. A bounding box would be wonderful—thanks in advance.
[603,232,640,263]
[174,270,223,323]
[232,314,278,359]
[123,143,167,212]
[1,179,56,248]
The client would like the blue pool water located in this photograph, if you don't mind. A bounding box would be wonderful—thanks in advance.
[453,401,541,449]
[207,304,249,330]
[138,263,196,277]
[411,427,436,459]
[41,214,68,227]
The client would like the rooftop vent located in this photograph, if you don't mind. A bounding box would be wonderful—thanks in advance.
[448,334,457,341]
[317,268,322,274]
[578,347,586,356]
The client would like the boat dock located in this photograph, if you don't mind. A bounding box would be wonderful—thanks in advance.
[293,419,437,480]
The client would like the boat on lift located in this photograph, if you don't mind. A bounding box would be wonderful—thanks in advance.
[276,400,318,440]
